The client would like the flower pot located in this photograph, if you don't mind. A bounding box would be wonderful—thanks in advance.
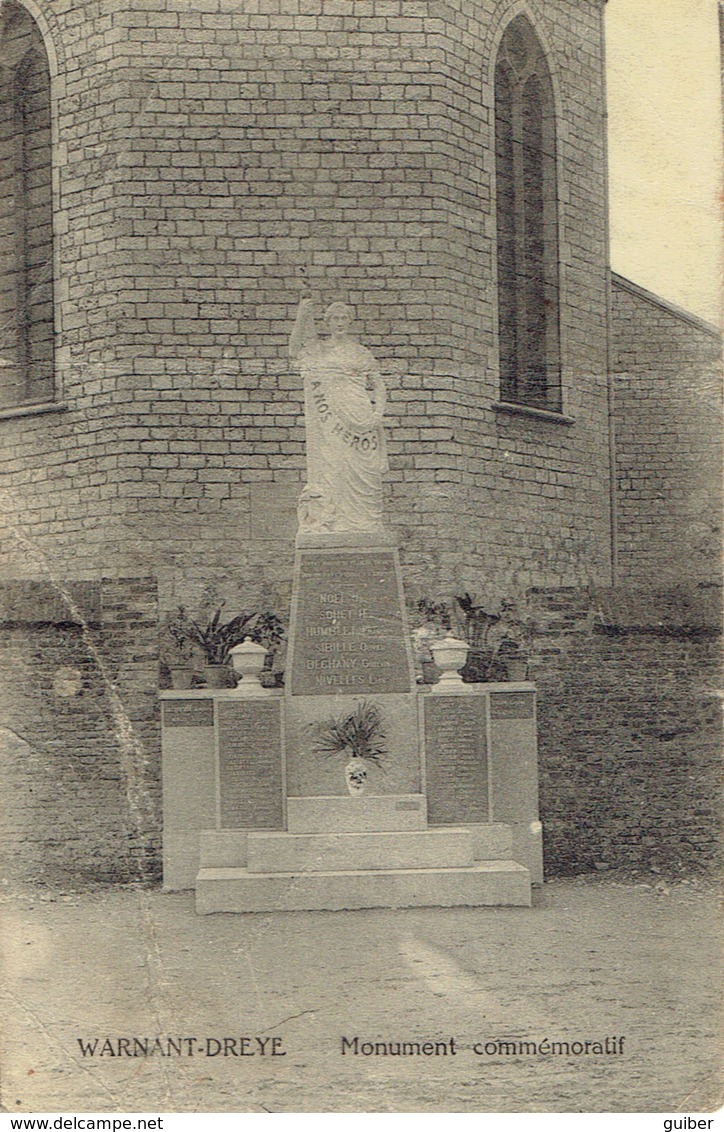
[229,637,270,695]
[430,635,469,687]
[505,658,529,681]
[169,666,194,690]
[203,663,231,688]
[461,645,494,683]
[345,757,367,795]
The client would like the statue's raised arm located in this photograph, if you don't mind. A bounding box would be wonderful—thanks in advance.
[289,296,318,360]
[290,300,389,540]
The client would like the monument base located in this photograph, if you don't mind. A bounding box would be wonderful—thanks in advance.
[295,528,398,549]
[194,821,531,912]
[196,862,530,913]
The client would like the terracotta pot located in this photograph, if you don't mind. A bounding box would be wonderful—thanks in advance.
[505,659,529,681]
[169,666,194,690]
[345,757,367,795]
[203,663,231,688]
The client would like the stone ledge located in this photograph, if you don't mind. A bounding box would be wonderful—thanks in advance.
[0,400,67,421]
[0,579,101,626]
[195,860,532,913]
[246,828,478,873]
[491,401,575,425]
[287,795,428,833]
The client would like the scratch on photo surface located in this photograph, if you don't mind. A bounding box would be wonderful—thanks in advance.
[0,494,155,880]
[258,1009,316,1034]
[1,988,120,1106]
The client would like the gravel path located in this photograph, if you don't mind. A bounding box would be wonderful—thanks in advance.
[1,877,720,1113]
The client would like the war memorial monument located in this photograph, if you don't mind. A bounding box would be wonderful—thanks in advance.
[161,298,542,913]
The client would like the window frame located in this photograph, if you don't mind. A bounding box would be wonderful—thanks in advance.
[493,15,563,416]
[0,0,57,412]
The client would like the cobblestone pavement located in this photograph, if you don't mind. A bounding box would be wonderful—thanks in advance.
[1,876,721,1113]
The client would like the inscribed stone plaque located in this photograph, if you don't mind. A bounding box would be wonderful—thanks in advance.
[289,550,411,695]
[424,695,489,824]
[217,700,283,829]
[162,699,214,728]
[490,691,536,720]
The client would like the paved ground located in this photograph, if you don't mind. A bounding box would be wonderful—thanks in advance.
[1,876,721,1113]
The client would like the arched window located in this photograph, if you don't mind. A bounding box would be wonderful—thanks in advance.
[0,1,54,408]
[495,16,561,412]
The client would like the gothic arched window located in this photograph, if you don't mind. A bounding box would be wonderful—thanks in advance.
[495,16,561,412]
[0,1,54,408]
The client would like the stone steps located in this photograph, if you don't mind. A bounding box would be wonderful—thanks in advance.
[195,860,531,914]
[247,829,476,873]
[198,823,516,871]
[286,795,428,833]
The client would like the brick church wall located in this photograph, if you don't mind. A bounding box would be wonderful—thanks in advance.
[611,274,723,587]
[0,0,613,615]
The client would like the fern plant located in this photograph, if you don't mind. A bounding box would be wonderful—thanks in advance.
[180,605,260,665]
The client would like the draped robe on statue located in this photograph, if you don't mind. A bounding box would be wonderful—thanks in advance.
[297,338,388,535]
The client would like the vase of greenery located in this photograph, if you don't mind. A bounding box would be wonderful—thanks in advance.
[311,699,388,795]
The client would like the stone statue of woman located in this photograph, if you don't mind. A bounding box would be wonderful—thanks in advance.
[289,297,388,538]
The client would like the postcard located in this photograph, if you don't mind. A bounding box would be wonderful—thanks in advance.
[0,0,721,1117]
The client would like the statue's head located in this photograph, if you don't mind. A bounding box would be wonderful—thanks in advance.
[324,302,354,337]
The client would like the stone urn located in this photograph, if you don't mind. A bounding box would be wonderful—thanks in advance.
[430,635,469,687]
[345,756,367,795]
[229,637,270,695]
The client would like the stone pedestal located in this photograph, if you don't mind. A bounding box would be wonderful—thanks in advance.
[161,543,542,911]
[161,690,284,890]
[422,684,543,885]
[286,543,415,696]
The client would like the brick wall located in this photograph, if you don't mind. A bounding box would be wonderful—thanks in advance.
[3,575,719,886]
[0,0,613,615]
[0,576,160,887]
[611,275,723,586]
[530,586,722,876]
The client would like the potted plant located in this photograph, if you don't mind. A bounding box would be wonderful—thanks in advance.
[179,605,261,688]
[496,636,529,681]
[410,598,452,684]
[251,611,286,688]
[453,592,502,682]
[496,595,537,681]
[311,699,388,795]
[161,607,197,689]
